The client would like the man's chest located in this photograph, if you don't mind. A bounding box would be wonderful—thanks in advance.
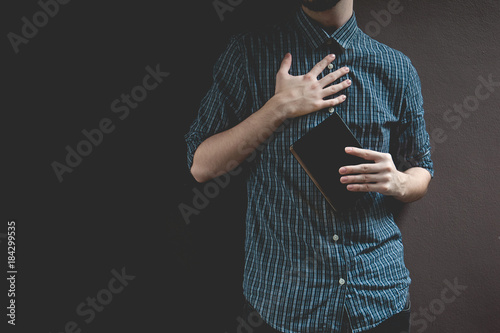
[247,60,403,162]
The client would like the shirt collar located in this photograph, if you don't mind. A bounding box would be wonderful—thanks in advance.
[294,7,359,51]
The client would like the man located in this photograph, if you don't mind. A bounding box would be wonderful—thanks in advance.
[185,0,434,332]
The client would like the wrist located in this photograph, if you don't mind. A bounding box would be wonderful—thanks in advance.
[267,93,291,120]
[393,171,409,202]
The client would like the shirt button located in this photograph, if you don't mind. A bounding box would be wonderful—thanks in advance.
[328,107,335,114]
[327,63,334,70]
[333,234,339,241]
[339,278,346,285]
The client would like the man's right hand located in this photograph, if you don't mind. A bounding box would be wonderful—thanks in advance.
[274,53,351,119]
[191,54,351,182]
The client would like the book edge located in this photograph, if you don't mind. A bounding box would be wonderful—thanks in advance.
[290,145,339,213]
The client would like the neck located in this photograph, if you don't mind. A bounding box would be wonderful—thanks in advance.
[301,0,353,31]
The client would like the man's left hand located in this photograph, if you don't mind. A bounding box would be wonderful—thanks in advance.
[339,147,407,197]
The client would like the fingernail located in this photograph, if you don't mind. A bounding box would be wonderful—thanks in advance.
[339,167,346,174]
[330,54,336,58]
[344,67,350,72]
[346,147,352,152]
[347,80,351,85]
[342,95,346,100]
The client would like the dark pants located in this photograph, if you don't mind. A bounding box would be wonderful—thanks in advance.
[234,296,411,333]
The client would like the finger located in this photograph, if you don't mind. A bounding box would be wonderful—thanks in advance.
[340,173,384,184]
[309,54,336,78]
[344,147,385,162]
[318,94,347,109]
[320,78,351,99]
[339,163,385,175]
[318,67,350,88]
[345,184,374,192]
[278,53,292,75]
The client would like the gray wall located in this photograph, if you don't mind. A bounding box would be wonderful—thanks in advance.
[353,0,500,332]
[10,0,499,332]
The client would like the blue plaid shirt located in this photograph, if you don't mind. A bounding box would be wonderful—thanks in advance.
[185,8,433,333]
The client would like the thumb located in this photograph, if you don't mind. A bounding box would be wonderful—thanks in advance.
[278,53,292,75]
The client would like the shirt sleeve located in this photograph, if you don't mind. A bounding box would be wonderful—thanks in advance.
[391,62,435,178]
[184,35,250,170]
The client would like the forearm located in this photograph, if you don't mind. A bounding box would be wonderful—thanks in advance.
[393,167,432,203]
[190,95,287,183]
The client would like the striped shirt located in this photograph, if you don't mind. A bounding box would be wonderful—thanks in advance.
[185,7,434,333]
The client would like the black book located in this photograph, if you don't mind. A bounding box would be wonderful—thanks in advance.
[290,112,372,212]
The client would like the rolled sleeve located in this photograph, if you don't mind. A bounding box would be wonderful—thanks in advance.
[184,35,250,170]
[392,63,434,178]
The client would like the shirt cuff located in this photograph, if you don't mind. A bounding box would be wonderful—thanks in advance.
[397,148,435,178]
[185,132,207,171]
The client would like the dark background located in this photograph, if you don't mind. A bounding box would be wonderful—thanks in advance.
[3,0,499,332]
